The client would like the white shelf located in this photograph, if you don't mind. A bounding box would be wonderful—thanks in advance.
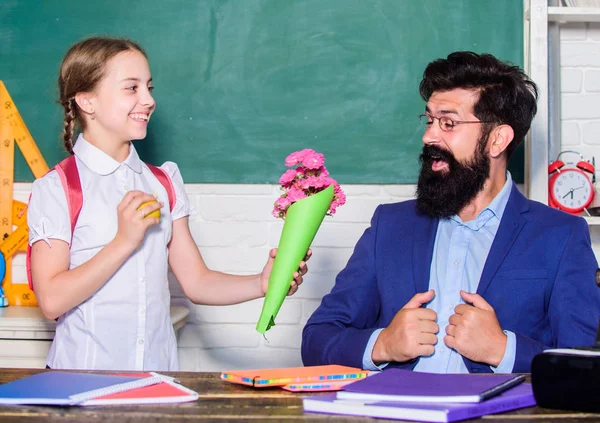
[583,215,600,225]
[527,1,600,227]
[0,305,190,338]
[548,7,600,21]
[0,306,190,368]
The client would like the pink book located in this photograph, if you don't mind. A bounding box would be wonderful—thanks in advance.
[81,373,198,405]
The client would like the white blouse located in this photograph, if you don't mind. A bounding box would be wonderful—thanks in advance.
[28,134,194,371]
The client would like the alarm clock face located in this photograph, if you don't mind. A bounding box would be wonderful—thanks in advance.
[550,169,594,213]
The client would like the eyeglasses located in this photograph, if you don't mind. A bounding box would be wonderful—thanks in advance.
[418,113,495,132]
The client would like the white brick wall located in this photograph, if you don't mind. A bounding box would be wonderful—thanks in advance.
[561,23,600,158]
[560,22,600,259]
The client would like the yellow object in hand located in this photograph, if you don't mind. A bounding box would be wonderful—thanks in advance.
[138,200,161,219]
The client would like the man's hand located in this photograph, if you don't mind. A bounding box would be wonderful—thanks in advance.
[372,290,438,364]
[444,290,507,366]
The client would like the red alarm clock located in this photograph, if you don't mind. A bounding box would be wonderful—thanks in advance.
[548,151,595,215]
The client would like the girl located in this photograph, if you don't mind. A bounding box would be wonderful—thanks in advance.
[28,37,309,371]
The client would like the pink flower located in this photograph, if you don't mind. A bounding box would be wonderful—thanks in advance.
[296,178,311,190]
[285,151,307,167]
[274,196,291,210]
[274,149,346,219]
[302,151,325,170]
[334,185,346,206]
[314,175,331,189]
[329,201,340,215]
[286,187,306,203]
[320,176,336,189]
[301,175,324,189]
[279,169,297,187]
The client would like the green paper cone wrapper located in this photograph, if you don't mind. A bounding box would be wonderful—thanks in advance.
[256,185,335,334]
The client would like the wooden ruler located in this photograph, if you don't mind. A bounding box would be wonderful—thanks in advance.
[0,82,48,179]
[0,81,49,306]
[0,220,27,259]
[12,200,27,229]
[0,91,14,246]
[0,200,29,306]
[0,200,28,257]
[0,83,14,307]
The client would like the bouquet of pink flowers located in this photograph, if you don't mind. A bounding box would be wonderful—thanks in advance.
[272,149,346,219]
[257,149,346,334]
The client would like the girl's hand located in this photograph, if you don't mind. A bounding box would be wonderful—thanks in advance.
[114,190,163,251]
[260,248,312,296]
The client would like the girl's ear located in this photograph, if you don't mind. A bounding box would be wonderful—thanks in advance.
[74,92,94,116]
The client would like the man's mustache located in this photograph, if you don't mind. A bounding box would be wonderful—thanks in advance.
[419,145,455,164]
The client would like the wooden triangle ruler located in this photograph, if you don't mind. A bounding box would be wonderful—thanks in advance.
[0,80,49,306]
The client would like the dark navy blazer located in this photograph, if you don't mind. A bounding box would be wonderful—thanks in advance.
[302,183,600,373]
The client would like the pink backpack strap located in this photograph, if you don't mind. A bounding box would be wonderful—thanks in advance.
[147,164,175,213]
[27,155,82,290]
[26,193,33,290]
[54,156,83,235]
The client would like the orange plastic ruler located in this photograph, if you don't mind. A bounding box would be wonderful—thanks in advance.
[0,81,49,306]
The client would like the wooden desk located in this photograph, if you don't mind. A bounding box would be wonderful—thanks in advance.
[0,369,598,422]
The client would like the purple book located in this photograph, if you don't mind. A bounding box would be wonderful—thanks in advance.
[303,383,535,423]
[338,369,525,403]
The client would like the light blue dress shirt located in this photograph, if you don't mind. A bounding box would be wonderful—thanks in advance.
[363,172,516,373]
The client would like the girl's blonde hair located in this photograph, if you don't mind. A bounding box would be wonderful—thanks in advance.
[58,37,147,154]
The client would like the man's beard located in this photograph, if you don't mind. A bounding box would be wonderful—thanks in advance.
[416,137,490,219]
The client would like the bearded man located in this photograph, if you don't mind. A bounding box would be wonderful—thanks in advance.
[301,51,600,373]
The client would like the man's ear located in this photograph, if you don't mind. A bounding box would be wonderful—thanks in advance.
[488,125,514,159]
[74,92,94,116]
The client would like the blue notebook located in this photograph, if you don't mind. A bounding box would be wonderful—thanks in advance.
[0,371,162,405]
[304,383,535,423]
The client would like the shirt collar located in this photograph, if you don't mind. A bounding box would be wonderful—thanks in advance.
[72,134,143,175]
[484,171,513,221]
[450,171,513,228]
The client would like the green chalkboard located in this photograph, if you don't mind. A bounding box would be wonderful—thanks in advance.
[2,0,524,183]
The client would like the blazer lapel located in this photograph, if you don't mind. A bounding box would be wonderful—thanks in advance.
[413,214,438,294]
[477,183,528,296]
